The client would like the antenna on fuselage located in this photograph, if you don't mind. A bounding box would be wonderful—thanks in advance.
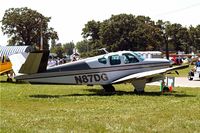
[98,48,109,54]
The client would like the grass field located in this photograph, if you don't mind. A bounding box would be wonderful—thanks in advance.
[167,64,193,77]
[0,76,200,133]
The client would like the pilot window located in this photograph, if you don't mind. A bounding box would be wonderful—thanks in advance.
[122,53,139,64]
[109,55,121,65]
[98,57,107,64]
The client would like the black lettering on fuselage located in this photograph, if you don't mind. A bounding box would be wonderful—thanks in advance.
[74,73,109,84]
[94,74,100,81]
[101,73,108,81]
[74,76,82,84]
[87,75,93,82]
[82,75,89,83]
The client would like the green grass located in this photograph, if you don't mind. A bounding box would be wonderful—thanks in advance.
[168,64,193,77]
[0,78,200,133]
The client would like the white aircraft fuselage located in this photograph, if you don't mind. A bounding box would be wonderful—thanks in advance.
[13,51,175,92]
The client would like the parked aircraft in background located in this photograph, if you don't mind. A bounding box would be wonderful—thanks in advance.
[0,56,13,81]
[9,50,188,93]
[0,46,34,81]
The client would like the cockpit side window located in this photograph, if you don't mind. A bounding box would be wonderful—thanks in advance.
[98,57,107,64]
[109,54,121,65]
[122,53,139,64]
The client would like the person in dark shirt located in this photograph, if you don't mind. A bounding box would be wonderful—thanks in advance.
[196,59,200,67]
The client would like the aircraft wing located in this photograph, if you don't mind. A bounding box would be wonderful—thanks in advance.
[112,64,189,84]
[0,62,12,75]
[0,68,12,75]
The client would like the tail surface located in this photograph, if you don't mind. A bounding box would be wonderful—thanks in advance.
[9,50,49,76]
[9,53,28,76]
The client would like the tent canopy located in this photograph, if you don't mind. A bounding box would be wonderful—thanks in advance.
[0,46,34,57]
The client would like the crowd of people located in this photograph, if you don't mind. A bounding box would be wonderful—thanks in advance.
[47,54,79,67]
[47,58,66,67]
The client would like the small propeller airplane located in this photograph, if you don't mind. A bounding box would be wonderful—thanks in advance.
[0,46,34,81]
[0,56,13,81]
[9,50,188,93]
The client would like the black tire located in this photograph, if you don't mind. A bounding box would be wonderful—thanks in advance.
[134,89,145,94]
[102,84,115,92]
[7,78,13,82]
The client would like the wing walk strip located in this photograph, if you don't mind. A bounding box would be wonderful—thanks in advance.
[15,63,169,80]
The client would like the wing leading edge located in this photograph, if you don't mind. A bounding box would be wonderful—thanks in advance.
[112,64,189,84]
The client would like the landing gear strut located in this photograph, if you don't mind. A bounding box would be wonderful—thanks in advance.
[132,79,146,94]
[6,78,13,82]
[6,72,13,82]
[102,84,115,92]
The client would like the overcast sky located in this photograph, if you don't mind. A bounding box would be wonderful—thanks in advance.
[0,0,200,46]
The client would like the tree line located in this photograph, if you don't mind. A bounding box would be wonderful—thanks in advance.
[77,14,200,57]
[1,7,200,58]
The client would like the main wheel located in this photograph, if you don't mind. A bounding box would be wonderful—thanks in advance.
[7,78,13,82]
[102,84,115,92]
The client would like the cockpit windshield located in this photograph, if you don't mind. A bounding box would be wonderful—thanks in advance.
[132,52,145,61]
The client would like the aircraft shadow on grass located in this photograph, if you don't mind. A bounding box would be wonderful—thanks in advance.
[0,80,28,84]
[29,88,195,98]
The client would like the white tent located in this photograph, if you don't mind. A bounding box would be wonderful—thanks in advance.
[0,46,34,57]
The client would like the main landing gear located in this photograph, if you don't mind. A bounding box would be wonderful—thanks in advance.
[6,77,13,82]
[132,79,146,94]
[102,80,146,94]
[6,72,13,82]
[102,84,116,92]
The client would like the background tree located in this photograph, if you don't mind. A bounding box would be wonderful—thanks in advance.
[166,23,183,52]
[81,14,165,55]
[189,25,200,53]
[99,14,137,52]
[76,40,93,57]
[1,7,58,49]
[81,20,102,56]
[63,41,75,56]
[53,43,64,58]
[50,39,56,50]
[134,15,162,51]
[80,13,200,57]
[82,20,101,41]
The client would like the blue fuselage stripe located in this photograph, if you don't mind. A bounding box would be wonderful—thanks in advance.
[16,62,169,80]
